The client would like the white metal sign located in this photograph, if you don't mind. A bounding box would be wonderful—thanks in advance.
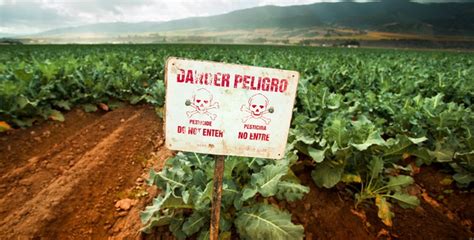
[164,57,299,159]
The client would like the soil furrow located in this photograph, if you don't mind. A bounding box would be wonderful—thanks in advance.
[0,107,144,220]
[40,105,164,239]
[0,109,103,176]
[0,108,145,238]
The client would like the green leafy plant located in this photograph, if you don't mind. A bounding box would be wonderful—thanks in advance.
[140,152,307,239]
[1,44,472,229]
[355,157,419,226]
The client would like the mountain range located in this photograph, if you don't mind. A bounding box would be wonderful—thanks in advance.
[18,1,474,42]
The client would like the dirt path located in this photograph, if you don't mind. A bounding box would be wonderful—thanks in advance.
[0,105,172,239]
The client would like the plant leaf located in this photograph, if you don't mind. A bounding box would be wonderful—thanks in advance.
[408,137,428,144]
[453,172,474,185]
[140,210,174,234]
[308,146,326,163]
[49,110,65,122]
[275,181,310,202]
[54,100,71,110]
[252,163,288,197]
[341,174,362,184]
[0,121,12,132]
[235,203,304,240]
[386,175,414,191]
[389,193,419,208]
[429,147,455,163]
[383,135,414,158]
[375,195,393,227]
[311,161,344,188]
[140,191,172,224]
[324,116,349,149]
[241,186,258,201]
[351,130,386,151]
[368,157,384,179]
[169,216,187,240]
[197,230,210,240]
[83,104,98,112]
[182,211,207,236]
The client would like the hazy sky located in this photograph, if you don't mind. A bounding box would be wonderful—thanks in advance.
[0,0,472,34]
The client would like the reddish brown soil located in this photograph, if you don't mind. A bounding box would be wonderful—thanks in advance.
[287,162,473,240]
[0,105,172,239]
[281,170,372,240]
[0,106,472,240]
[415,165,474,233]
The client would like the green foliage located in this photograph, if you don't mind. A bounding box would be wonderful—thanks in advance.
[235,203,304,240]
[311,160,345,188]
[354,157,419,226]
[140,152,306,239]
[0,45,167,126]
[288,51,473,190]
[1,44,472,228]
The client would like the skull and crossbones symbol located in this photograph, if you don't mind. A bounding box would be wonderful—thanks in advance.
[241,94,274,125]
[185,88,219,120]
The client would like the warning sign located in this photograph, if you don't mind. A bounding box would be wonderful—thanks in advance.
[164,57,299,159]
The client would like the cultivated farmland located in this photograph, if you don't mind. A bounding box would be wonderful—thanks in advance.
[0,44,473,239]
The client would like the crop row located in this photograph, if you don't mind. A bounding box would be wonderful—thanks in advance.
[1,44,473,239]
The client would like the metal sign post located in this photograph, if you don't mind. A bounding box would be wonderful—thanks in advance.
[164,57,299,239]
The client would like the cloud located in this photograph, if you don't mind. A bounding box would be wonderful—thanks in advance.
[0,0,261,33]
[0,1,76,33]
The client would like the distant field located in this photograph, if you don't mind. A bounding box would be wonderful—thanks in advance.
[18,27,474,47]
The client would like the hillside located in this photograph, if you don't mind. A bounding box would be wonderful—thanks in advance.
[33,1,474,38]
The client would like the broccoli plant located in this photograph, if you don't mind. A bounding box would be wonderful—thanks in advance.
[140,152,308,240]
[355,157,419,226]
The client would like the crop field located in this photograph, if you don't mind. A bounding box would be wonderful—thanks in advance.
[0,44,473,239]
